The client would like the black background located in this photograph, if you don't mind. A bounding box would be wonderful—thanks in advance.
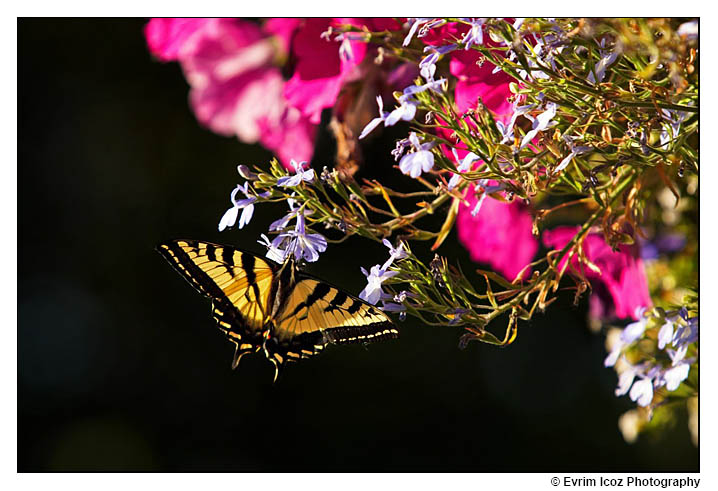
[18,18,698,471]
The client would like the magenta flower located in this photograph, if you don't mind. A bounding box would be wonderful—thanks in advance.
[456,186,538,280]
[144,18,210,62]
[542,226,652,320]
[283,18,369,125]
[145,18,316,169]
[449,36,514,117]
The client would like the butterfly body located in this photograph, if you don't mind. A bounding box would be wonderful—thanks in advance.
[158,239,398,381]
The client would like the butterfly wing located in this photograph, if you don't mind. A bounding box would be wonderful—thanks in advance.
[157,239,278,367]
[266,275,398,367]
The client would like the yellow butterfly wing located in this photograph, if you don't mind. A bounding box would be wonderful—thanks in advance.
[157,240,278,366]
[266,276,398,366]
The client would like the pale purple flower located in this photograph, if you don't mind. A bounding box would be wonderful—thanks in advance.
[403,18,443,46]
[659,109,688,149]
[604,314,648,367]
[615,365,639,396]
[381,239,409,269]
[448,150,479,190]
[359,265,399,305]
[461,18,486,49]
[657,321,674,350]
[237,164,258,181]
[629,377,654,407]
[277,159,315,187]
[663,363,690,391]
[554,134,593,174]
[672,314,698,350]
[279,213,328,263]
[519,102,558,149]
[258,233,288,263]
[399,132,435,178]
[587,39,618,85]
[218,182,256,231]
[403,18,431,46]
[360,79,447,139]
[470,180,505,217]
[384,98,418,127]
[359,96,389,139]
[420,45,456,81]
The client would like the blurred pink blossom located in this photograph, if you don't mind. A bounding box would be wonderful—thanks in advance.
[542,227,652,320]
[145,18,315,168]
[456,186,538,280]
[283,18,370,125]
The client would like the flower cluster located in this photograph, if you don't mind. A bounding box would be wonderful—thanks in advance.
[604,300,698,443]
[149,18,698,443]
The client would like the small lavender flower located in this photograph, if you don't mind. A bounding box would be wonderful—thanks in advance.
[359,265,399,305]
[615,364,639,396]
[629,377,654,407]
[258,234,288,263]
[279,213,328,263]
[659,109,688,149]
[604,313,648,367]
[448,150,479,190]
[399,132,435,178]
[359,79,447,139]
[461,18,486,49]
[381,238,409,269]
[553,134,592,174]
[403,18,432,46]
[218,182,256,232]
[359,96,389,139]
[587,39,618,85]
[277,159,315,187]
[519,102,558,149]
[470,180,505,217]
[420,45,456,81]
[237,164,258,181]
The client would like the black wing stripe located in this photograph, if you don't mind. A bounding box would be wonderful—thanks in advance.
[285,282,332,319]
[324,290,349,313]
[346,299,363,314]
[221,247,236,276]
[206,243,218,263]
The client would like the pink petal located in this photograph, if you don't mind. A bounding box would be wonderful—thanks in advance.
[283,18,369,124]
[450,49,513,117]
[144,18,212,61]
[456,186,538,280]
[543,227,652,320]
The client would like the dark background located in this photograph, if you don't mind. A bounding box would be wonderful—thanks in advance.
[18,18,698,472]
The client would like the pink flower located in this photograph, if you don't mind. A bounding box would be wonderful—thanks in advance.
[542,227,652,320]
[449,49,513,117]
[145,18,315,168]
[283,18,370,125]
[144,18,211,61]
[456,185,538,280]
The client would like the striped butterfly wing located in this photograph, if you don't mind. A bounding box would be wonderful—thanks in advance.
[157,240,278,367]
[266,275,398,367]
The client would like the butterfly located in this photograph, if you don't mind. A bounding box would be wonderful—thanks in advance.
[157,239,398,381]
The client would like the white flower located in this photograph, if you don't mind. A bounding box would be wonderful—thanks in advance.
[359,265,399,305]
[277,160,315,187]
[218,182,256,232]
